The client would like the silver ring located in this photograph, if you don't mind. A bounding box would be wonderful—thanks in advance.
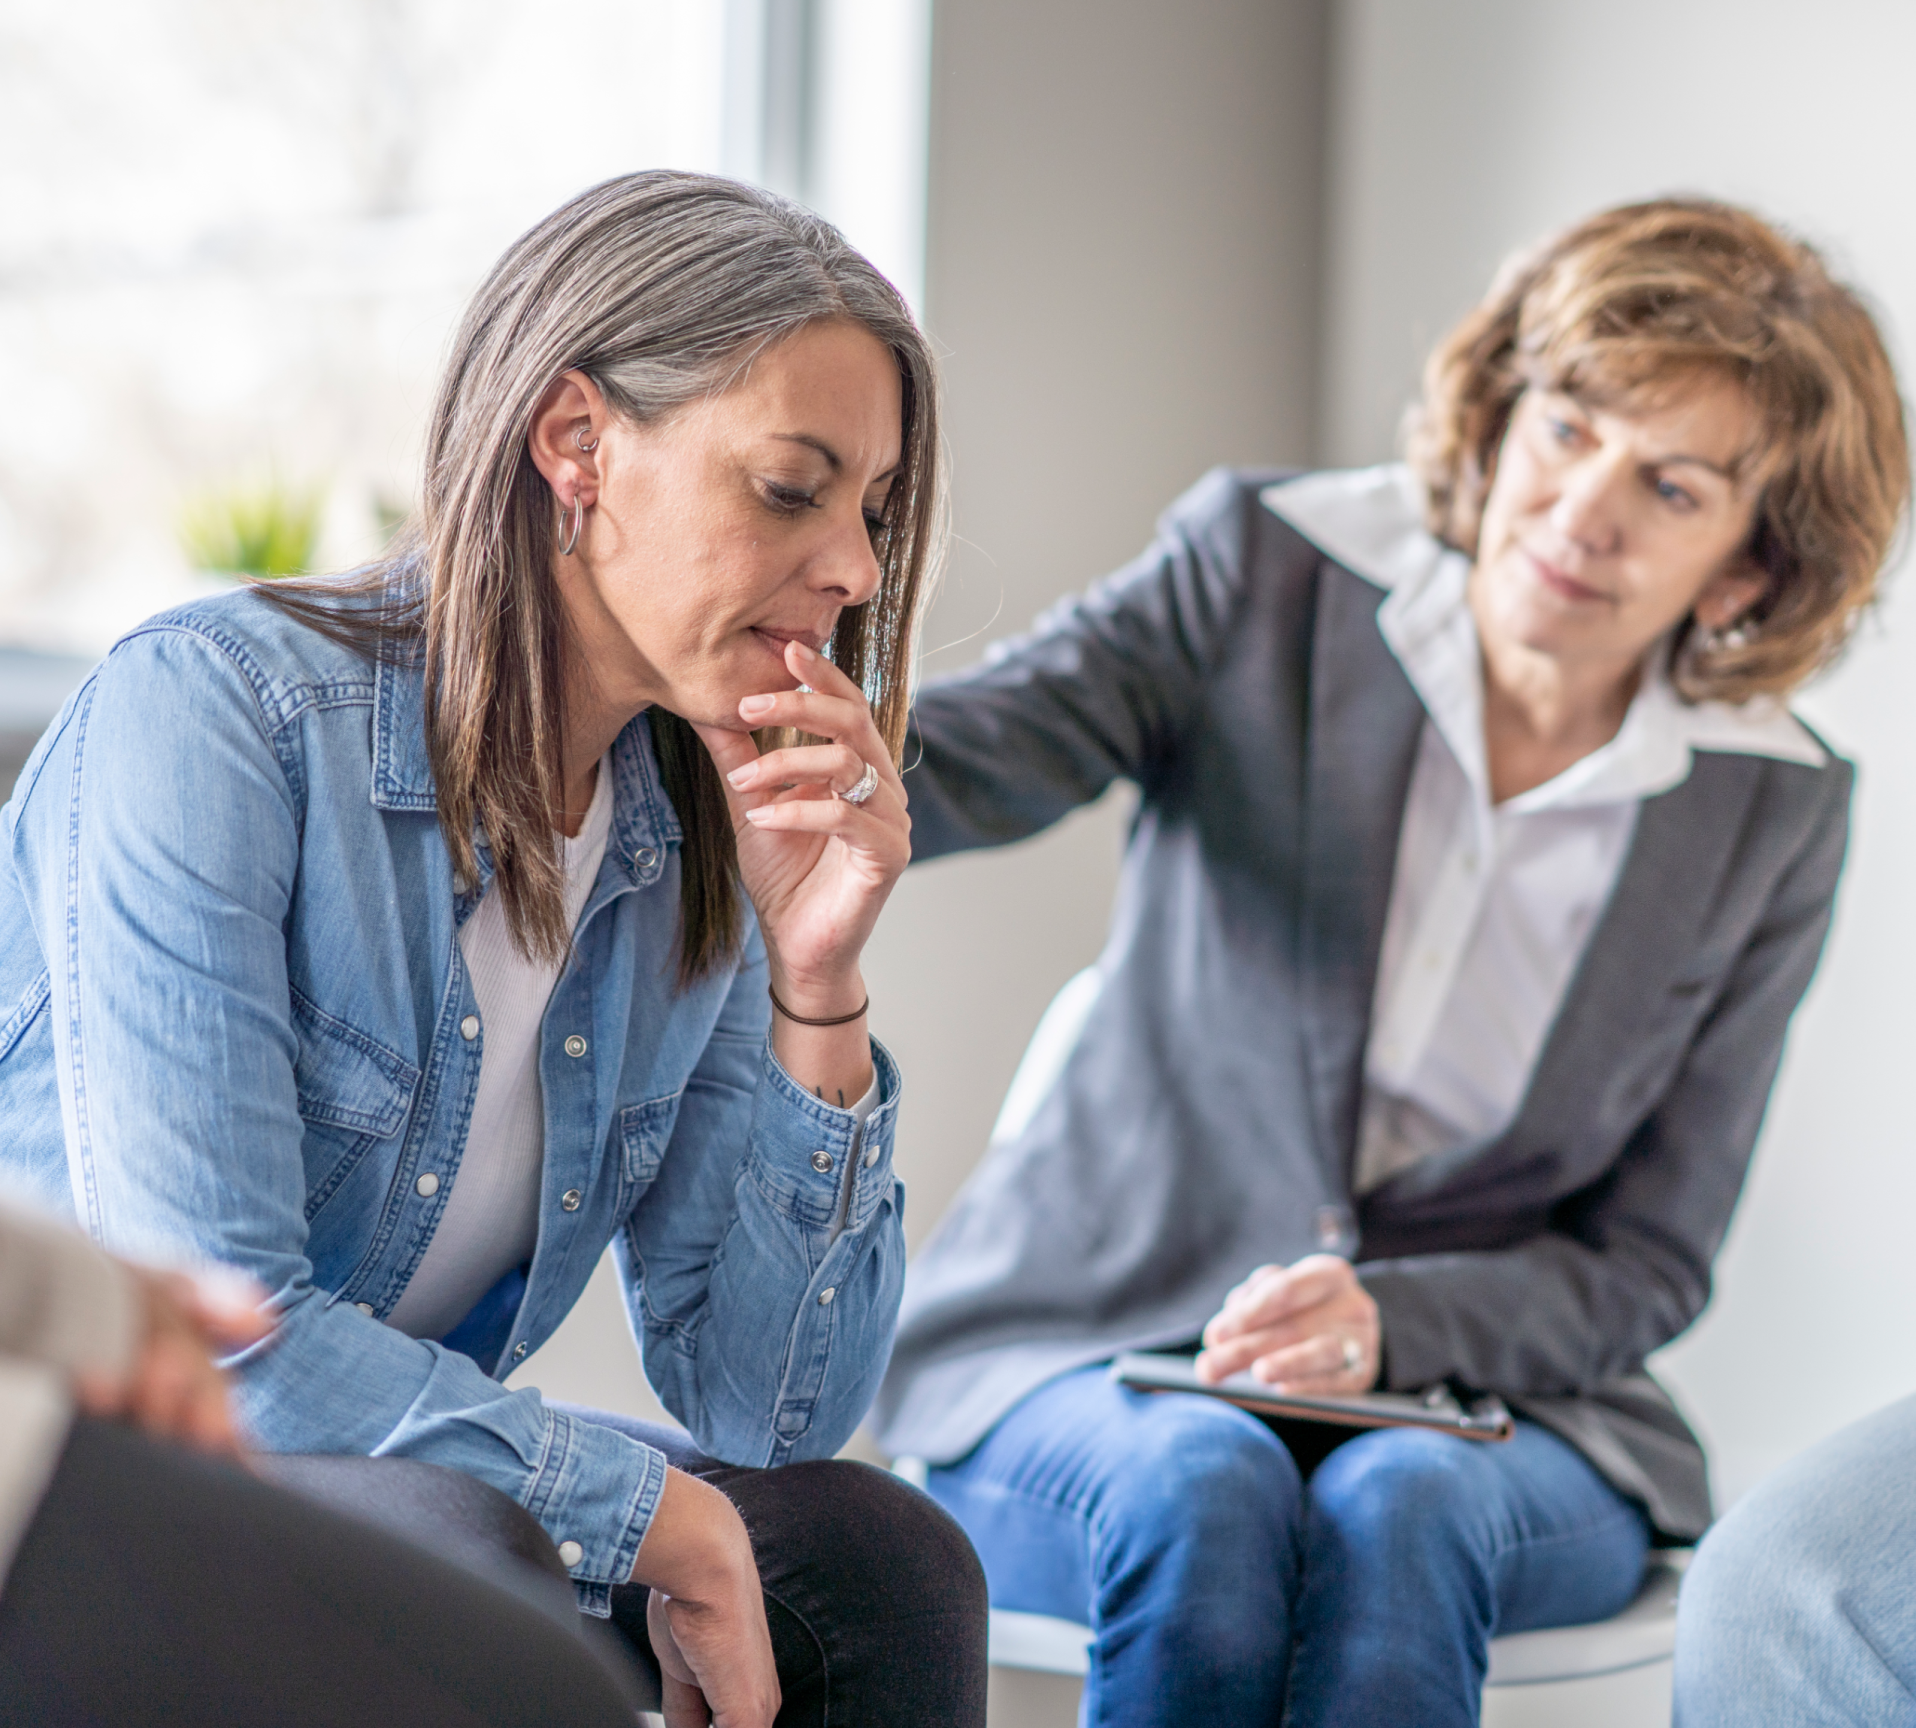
[838,760,879,806]
[1340,1336,1363,1373]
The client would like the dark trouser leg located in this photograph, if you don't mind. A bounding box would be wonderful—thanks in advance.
[0,1416,645,1728]
[551,1404,989,1728]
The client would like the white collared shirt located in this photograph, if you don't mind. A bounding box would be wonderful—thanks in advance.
[1266,466,1825,1194]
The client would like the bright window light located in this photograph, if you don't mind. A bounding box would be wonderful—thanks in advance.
[0,0,929,655]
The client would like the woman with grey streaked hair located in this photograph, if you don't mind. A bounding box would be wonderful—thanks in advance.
[0,170,983,1725]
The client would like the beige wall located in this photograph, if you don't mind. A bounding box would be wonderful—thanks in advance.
[1319,0,1916,1503]
[870,0,1329,1244]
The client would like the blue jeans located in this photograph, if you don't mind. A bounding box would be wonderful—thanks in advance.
[1675,1391,1916,1725]
[925,1365,1651,1727]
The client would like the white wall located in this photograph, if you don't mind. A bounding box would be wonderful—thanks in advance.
[866,0,1329,1246]
[1321,0,1916,1501]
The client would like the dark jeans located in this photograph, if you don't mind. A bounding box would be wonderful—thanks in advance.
[270,1403,987,1728]
[0,1416,643,1727]
[576,1406,987,1727]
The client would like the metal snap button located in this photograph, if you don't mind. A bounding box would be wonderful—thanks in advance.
[460,1014,480,1041]
[564,1034,588,1058]
[557,1540,584,1568]
[632,846,658,871]
[817,1286,836,1305]
[809,1149,834,1174]
[354,1302,375,1316]
[511,1341,528,1361]
[415,1172,440,1197]
[863,1143,879,1168]
[561,1189,583,1212]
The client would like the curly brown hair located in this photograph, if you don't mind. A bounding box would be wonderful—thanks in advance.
[1406,198,1909,702]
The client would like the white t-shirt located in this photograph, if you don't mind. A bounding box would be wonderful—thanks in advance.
[386,757,616,1340]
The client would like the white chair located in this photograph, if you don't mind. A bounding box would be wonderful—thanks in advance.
[977,1561,1682,1726]
[912,971,1687,1725]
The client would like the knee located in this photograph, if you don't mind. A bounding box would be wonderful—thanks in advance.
[1103,1395,1303,1561]
[772,1460,987,1623]
[1307,1429,1478,1556]
[1682,1476,1823,1634]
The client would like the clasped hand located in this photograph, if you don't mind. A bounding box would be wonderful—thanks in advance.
[73,1264,270,1459]
[1195,1254,1381,1394]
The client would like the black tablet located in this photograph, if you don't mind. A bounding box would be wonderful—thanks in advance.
[1111,1353,1514,1442]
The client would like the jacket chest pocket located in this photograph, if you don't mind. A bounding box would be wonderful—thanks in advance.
[619,1089,685,1204]
[292,986,422,1220]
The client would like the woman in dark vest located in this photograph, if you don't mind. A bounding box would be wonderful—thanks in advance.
[875,199,1908,1727]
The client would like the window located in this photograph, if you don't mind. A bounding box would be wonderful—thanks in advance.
[0,0,927,653]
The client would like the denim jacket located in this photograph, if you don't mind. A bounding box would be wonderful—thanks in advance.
[0,589,905,1612]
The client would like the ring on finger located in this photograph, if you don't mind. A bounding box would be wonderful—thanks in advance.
[837,760,879,806]
[1340,1336,1364,1373]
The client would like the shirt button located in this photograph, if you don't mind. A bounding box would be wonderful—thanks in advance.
[511,1341,528,1362]
[632,846,658,871]
[557,1540,584,1568]
[564,1034,588,1058]
[561,1189,583,1212]
[863,1142,879,1169]
[817,1286,836,1305]
[415,1172,440,1197]
[354,1302,375,1316]
[810,1149,834,1174]
[460,1014,480,1041]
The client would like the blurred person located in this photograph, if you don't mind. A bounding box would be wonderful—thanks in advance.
[0,1197,649,1724]
[874,199,1908,1727]
[0,171,984,1728]
[1673,1395,1916,1720]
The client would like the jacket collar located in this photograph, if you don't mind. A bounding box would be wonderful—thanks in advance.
[1265,464,1826,797]
[370,651,682,890]
[1264,471,1782,1192]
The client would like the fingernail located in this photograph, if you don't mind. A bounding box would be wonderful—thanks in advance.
[792,640,818,661]
[739,695,774,718]
[726,766,754,788]
[744,806,773,823]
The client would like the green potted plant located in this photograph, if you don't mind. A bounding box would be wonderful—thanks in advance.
[179,478,324,580]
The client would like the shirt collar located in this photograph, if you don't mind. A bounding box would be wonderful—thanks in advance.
[1263,464,1826,810]
[370,650,681,882]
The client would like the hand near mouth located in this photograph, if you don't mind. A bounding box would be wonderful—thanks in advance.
[691,639,910,1093]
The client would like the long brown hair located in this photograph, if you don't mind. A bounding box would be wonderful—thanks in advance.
[261,171,945,980]
[1408,198,1908,702]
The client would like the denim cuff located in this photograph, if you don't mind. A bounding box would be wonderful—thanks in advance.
[521,1407,670,1616]
[751,1036,902,1237]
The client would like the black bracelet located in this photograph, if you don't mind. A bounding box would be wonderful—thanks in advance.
[768,987,870,1027]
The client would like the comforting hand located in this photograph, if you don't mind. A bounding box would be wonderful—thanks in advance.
[635,1468,781,1728]
[1195,1255,1381,1394]
[71,1265,270,1459]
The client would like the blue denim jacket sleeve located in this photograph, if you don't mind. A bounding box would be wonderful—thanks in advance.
[8,621,905,1611]
[616,925,905,1468]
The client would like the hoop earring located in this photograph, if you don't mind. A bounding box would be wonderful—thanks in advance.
[558,492,586,557]
[1696,617,1753,655]
[574,425,599,453]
